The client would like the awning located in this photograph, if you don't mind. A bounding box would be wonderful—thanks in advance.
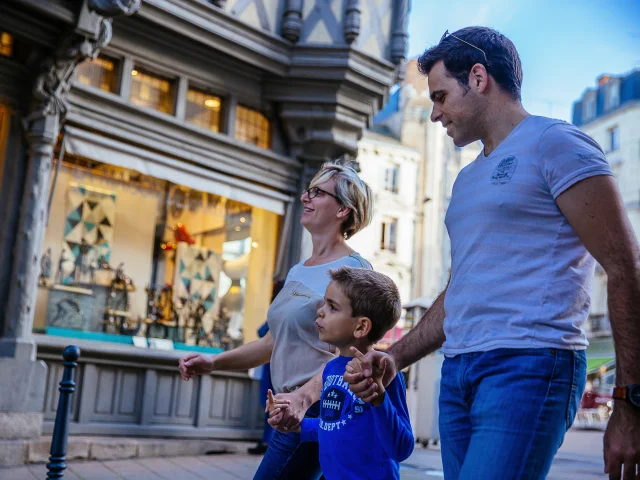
[587,356,615,374]
[64,127,292,215]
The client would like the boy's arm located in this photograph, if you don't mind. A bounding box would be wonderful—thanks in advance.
[299,418,320,443]
[369,373,414,462]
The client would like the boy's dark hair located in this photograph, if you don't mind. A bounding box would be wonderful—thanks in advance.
[417,26,523,101]
[329,267,401,343]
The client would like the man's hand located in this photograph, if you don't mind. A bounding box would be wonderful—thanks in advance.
[267,390,305,433]
[343,347,397,403]
[178,353,213,381]
[603,402,640,480]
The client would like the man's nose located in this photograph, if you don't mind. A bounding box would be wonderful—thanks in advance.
[430,106,442,123]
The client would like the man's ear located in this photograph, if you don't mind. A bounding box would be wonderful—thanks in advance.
[469,63,489,93]
[354,317,372,339]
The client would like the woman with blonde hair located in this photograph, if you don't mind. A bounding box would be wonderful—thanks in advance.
[179,159,373,479]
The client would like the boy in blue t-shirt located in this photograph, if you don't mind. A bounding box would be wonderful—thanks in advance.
[270,266,414,479]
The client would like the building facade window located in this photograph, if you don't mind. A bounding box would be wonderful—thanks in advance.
[584,96,596,121]
[380,218,397,253]
[0,32,13,57]
[235,105,270,149]
[610,126,620,152]
[185,88,222,132]
[76,55,119,93]
[384,164,399,193]
[130,68,175,114]
[605,83,620,111]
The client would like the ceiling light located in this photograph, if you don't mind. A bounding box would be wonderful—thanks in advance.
[204,98,220,109]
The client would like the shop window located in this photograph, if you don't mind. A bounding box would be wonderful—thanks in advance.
[35,157,280,354]
[0,32,13,57]
[235,105,270,149]
[380,218,397,253]
[185,87,222,132]
[130,68,175,114]
[384,164,399,193]
[75,55,119,93]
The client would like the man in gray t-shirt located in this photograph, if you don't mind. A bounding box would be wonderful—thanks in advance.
[345,27,640,480]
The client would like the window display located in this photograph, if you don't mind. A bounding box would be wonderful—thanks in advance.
[35,155,279,352]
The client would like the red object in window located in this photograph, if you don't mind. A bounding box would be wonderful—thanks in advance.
[173,223,195,245]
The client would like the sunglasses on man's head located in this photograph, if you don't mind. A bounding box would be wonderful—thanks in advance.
[304,186,342,204]
[440,30,491,68]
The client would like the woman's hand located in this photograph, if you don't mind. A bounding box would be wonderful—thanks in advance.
[178,353,213,380]
[267,390,306,433]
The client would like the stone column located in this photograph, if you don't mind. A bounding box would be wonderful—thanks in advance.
[391,0,410,81]
[0,0,141,450]
[344,0,361,44]
[281,0,303,43]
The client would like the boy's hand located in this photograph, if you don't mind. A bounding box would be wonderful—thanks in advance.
[267,390,305,433]
[178,353,213,381]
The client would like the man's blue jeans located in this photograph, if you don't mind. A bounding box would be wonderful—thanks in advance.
[253,402,323,480]
[439,348,586,480]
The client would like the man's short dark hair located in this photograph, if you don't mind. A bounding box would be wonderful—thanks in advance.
[329,267,401,343]
[417,26,523,100]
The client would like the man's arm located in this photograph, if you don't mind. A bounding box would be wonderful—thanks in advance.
[555,175,640,480]
[389,285,448,372]
[555,176,640,384]
[344,284,447,401]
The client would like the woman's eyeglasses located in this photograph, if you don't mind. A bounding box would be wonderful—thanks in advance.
[304,186,342,204]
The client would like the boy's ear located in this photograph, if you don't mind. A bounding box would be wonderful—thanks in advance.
[353,317,372,339]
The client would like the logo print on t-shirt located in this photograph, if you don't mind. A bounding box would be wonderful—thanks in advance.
[321,387,346,422]
[491,156,518,184]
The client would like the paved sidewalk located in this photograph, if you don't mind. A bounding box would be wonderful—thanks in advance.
[0,429,606,479]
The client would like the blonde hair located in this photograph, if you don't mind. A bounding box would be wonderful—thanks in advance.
[309,159,373,239]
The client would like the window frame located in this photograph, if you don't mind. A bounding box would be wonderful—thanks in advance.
[234,104,271,149]
[384,164,400,194]
[380,217,398,253]
[129,65,177,115]
[609,126,620,152]
[75,53,121,94]
[184,85,224,133]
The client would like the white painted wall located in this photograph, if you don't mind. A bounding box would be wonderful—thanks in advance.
[348,131,420,321]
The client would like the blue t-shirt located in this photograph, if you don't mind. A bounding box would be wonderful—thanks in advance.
[443,116,613,354]
[300,356,414,480]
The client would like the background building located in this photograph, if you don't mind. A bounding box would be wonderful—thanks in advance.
[572,68,640,390]
[0,0,409,460]
[348,125,420,347]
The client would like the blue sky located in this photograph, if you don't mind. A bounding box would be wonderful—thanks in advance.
[406,0,640,122]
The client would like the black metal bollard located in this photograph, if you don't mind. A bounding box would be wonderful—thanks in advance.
[46,345,81,479]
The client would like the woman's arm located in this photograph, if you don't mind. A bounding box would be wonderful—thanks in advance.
[179,331,274,379]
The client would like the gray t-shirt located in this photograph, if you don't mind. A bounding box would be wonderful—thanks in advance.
[268,254,372,393]
[443,116,613,354]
